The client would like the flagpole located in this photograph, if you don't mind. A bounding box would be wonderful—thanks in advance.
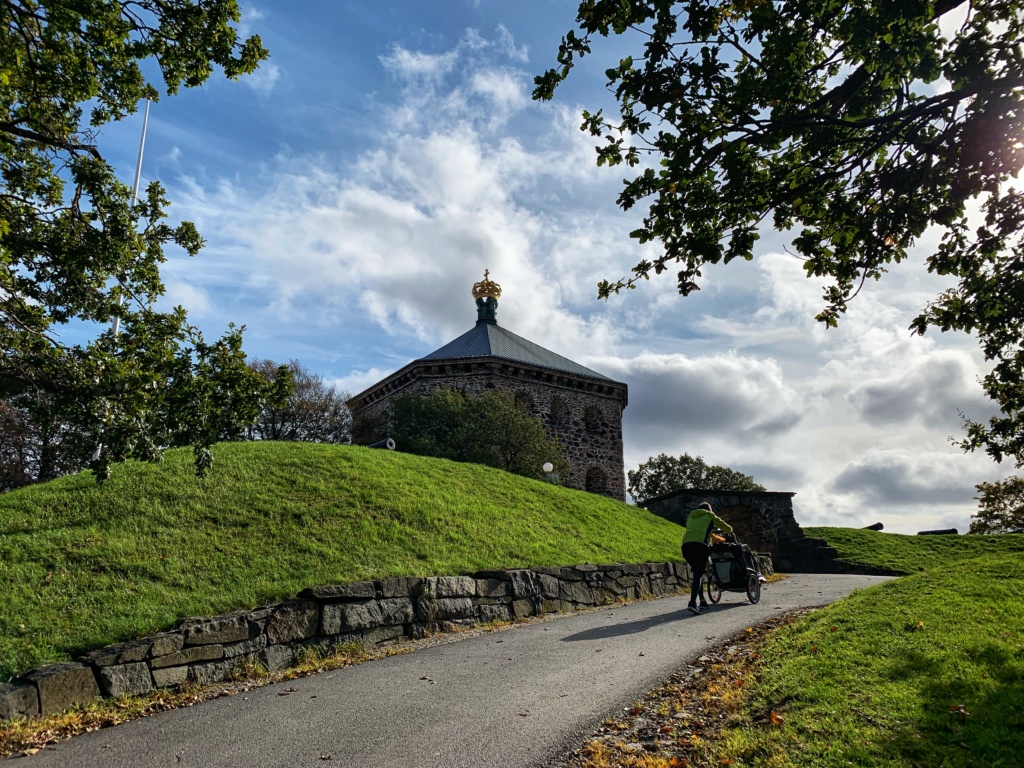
[94,99,151,463]
[112,97,151,339]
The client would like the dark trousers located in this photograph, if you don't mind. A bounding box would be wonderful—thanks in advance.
[682,541,710,606]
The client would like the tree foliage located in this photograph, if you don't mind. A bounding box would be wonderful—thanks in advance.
[628,452,764,503]
[536,0,1024,466]
[0,1,274,479]
[246,359,351,444]
[969,476,1024,534]
[0,394,82,490]
[388,388,568,481]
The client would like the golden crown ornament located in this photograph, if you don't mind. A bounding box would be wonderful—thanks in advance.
[471,269,502,300]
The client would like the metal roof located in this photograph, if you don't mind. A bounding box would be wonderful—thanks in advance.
[420,322,615,382]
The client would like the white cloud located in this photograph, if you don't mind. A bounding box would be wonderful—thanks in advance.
[243,61,280,95]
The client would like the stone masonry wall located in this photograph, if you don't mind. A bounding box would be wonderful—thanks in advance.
[353,366,627,500]
[0,556,770,722]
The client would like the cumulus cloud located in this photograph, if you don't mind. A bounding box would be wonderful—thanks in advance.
[848,351,994,428]
[598,352,803,445]
[830,448,981,507]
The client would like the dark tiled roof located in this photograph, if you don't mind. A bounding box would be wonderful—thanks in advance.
[420,323,615,382]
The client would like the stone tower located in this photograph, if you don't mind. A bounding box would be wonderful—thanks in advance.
[347,272,629,500]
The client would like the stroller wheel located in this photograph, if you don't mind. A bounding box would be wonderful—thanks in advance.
[746,573,762,604]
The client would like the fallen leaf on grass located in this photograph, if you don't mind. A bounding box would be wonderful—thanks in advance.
[948,704,970,717]
[769,711,785,725]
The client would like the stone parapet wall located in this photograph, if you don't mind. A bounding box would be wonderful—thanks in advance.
[642,490,804,569]
[4,557,779,722]
[353,366,627,500]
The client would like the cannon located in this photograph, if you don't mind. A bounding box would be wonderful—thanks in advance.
[917,528,958,535]
[368,438,396,450]
[863,522,884,531]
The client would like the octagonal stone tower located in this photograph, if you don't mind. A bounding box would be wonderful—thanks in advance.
[347,272,628,500]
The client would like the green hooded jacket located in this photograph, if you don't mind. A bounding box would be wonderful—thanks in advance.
[681,507,733,545]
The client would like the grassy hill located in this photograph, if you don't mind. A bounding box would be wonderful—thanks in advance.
[0,441,684,680]
[806,526,1024,573]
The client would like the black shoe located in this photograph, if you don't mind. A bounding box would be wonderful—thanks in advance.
[699,603,710,610]
[687,604,702,615]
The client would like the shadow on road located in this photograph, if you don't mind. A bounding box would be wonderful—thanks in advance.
[560,602,747,642]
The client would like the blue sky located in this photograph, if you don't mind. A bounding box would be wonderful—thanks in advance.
[92,0,1013,533]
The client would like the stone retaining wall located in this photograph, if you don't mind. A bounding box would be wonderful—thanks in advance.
[0,556,771,722]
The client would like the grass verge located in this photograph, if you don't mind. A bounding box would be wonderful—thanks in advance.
[711,553,1024,767]
[805,526,1024,574]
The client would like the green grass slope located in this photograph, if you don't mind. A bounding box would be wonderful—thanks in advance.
[719,553,1024,767]
[0,442,683,680]
[806,526,1024,574]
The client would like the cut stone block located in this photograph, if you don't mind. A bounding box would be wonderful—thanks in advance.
[477,603,511,623]
[265,600,319,644]
[322,601,380,633]
[507,569,540,598]
[26,663,101,715]
[97,662,153,698]
[151,666,188,688]
[475,578,509,598]
[148,633,185,658]
[259,645,294,673]
[79,639,151,667]
[379,576,423,599]
[0,681,39,720]
[421,576,476,599]
[188,660,236,686]
[299,582,376,601]
[511,598,535,619]
[415,597,474,622]
[362,624,405,646]
[559,579,595,605]
[222,634,268,659]
[183,616,248,646]
[537,574,560,599]
[150,644,224,669]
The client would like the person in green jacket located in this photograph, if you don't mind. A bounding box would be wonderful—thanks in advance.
[681,501,733,615]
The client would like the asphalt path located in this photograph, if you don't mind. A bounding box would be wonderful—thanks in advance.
[17,573,891,768]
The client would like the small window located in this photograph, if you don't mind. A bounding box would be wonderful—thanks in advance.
[585,467,607,494]
[583,404,602,431]
[549,395,570,426]
[514,390,534,411]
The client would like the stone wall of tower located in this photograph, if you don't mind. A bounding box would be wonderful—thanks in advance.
[350,364,626,501]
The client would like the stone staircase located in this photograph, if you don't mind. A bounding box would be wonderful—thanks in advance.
[778,536,901,575]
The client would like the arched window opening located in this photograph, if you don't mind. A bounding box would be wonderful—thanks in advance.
[585,467,607,495]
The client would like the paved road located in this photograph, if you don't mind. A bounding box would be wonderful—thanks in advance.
[17,574,891,768]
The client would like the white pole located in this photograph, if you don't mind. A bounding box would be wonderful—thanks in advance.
[95,99,151,463]
[112,98,150,339]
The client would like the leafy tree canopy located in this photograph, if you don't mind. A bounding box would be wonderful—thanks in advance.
[535,0,1024,466]
[628,452,764,503]
[969,476,1024,534]
[1,1,274,479]
[247,359,352,444]
[388,387,568,481]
